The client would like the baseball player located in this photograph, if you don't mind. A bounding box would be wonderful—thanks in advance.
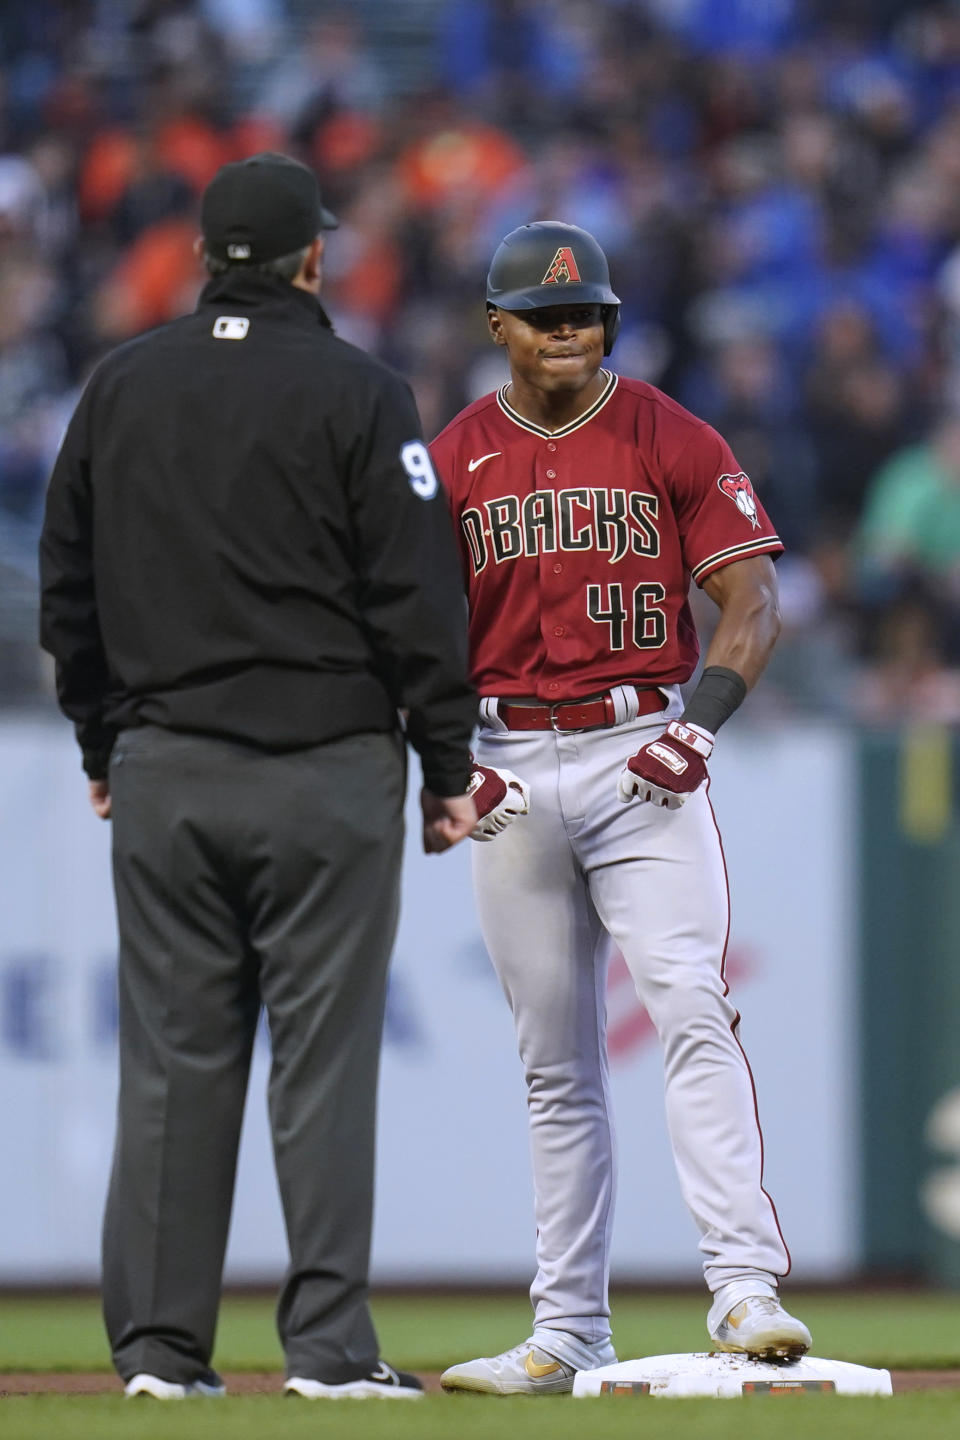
[431,222,812,1395]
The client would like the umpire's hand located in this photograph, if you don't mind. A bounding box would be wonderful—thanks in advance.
[89,778,111,819]
[421,789,478,853]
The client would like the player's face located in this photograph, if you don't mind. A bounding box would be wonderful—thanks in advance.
[490,304,606,393]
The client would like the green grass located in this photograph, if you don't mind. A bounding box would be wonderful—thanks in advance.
[1,1393,960,1440]
[2,1289,958,1373]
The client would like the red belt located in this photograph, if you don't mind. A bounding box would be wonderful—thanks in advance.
[496,687,666,733]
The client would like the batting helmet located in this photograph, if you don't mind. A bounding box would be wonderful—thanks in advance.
[486,221,621,354]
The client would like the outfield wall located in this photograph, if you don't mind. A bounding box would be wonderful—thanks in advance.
[859,728,960,1284]
[0,718,857,1284]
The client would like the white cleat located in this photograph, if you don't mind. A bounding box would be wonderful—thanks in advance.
[441,1334,617,1396]
[124,1371,226,1398]
[709,1295,812,1361]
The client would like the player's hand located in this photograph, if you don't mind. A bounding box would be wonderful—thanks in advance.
[468,762,531,841]
[617,721,714,809]
[421,789,478,853]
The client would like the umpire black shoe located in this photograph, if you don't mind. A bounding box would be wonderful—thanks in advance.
[284,1361,424,1400]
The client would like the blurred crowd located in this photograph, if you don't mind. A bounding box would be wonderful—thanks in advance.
[2,0,960,722]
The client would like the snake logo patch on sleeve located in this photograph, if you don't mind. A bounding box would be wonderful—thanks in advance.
[717,471,760,530]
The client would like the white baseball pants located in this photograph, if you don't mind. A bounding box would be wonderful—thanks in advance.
[473,703,790,1345]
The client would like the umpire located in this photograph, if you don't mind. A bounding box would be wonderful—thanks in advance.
[39,152,478,1400]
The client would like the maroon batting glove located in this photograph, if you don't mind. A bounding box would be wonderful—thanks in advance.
[617,720,714,809]
[468,760,531,840]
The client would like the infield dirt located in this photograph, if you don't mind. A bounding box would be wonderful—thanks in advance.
[2,1370,960,1397]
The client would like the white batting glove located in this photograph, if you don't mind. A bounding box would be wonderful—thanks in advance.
[468,762,531,841]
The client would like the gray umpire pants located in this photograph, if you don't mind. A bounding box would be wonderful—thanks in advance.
[101,724,405,1384]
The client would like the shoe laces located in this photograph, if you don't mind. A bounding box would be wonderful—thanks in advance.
[500,1339,539,1364]
[494,1338,559,1370]
[745,1296,782,1316]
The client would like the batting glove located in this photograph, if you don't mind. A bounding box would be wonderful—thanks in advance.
[468,762,531,841]
[617,721,714,809]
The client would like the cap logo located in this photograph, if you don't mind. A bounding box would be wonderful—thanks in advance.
[541,247,582,285]
[226,243,251,260]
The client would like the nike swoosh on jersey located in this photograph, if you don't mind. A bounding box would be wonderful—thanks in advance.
[467,452,502,472]
[524,1353,563,1379]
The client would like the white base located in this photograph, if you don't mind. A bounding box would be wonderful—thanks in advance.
[573,1353,892,1399]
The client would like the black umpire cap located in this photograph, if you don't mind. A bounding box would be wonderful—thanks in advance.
[201,152,339,265]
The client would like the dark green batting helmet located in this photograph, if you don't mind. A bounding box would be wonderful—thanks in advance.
[486,221,621,354]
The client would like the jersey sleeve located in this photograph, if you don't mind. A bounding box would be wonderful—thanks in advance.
[344,371,476,795]
[39,376,119,779]
[668,423,784,585]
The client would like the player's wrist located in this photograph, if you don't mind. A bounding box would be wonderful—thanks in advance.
[664,719,714,760]
[679,666,747,737]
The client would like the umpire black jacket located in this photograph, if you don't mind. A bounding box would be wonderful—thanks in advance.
[39,270,476,794]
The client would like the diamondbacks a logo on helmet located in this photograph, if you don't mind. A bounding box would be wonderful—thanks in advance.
[718,472,760,530]
[542,247,582,285]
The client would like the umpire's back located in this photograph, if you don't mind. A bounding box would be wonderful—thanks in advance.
[40,153,475,790]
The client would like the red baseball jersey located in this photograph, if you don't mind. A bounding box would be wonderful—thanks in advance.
[430,370,783,699]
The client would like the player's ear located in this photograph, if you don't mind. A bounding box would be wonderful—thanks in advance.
[487,305,507,346]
